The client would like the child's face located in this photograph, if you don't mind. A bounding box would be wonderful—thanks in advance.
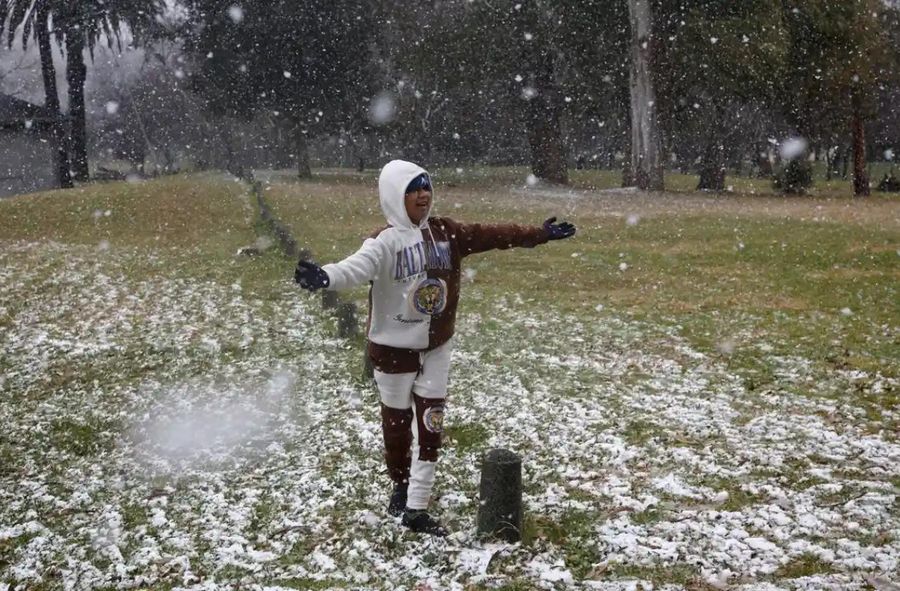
[404,187,432,225]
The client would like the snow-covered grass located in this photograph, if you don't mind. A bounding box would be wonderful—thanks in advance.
[1,173,898,590]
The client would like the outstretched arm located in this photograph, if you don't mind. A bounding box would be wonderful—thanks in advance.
[454,216,576,257]
[294,238,385,292]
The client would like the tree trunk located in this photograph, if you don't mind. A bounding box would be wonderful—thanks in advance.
[841,144,851,179]
[628,0,664,190]
[524,81,568,184]
[851,93,869,197]
[621,138,634,187]
[621,87,633,187]
[64,26,89,182]
[36,5,72,188]
[295,124,312,178]
[697,142,725,191]
[518,5,567,185]
[756,143,773,178]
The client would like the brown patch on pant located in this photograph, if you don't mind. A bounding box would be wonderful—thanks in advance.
[368,341,421,373]
[381,404,413,484]
[414,394,446,462]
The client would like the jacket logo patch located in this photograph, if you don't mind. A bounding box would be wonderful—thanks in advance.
[423,405,445,433]
[412,278,447,316]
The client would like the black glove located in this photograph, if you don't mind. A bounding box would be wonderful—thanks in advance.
[294,260,330,291]
[543,217,576,240]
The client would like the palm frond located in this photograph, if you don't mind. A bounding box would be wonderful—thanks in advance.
[1,0,14,47]
[10,0,32,48]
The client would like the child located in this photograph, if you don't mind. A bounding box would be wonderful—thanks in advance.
[295,159,575,536]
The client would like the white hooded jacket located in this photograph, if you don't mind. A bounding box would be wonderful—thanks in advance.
[322,159,437,349]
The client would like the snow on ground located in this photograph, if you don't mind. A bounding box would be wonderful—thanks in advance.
[1,241,898,590]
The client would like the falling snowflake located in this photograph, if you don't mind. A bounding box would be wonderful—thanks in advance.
[779,137,808,160]
[227,5,244,23]
[618,262,628,271]
[716,339,736,355]
[105,101,119,115]
[369,91,396,125]
[626,214,640,226]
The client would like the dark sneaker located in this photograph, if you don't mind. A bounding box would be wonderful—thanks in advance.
[401,509,448,537]
[388,484,408,517]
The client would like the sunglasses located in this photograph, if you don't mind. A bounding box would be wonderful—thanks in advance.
[406,175,432,193]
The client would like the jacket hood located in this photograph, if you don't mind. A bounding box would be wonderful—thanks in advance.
[378,159,432,230]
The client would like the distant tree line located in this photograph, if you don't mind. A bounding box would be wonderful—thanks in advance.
[2,0,897,195]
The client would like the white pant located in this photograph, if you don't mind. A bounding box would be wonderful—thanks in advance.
[374,340,452,510]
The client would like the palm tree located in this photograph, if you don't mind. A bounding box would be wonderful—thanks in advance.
[2,0,164,182]
[2,0,70,186]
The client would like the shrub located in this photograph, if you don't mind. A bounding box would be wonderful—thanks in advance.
[876,169,900,193]
[773,159,813,194]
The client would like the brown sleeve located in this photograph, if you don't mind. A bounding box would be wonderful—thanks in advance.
[447,218,550,257]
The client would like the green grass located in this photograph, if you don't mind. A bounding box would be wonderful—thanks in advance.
[267,579,353,590]
[0,173,252,248]
[445,422,490,452]
[519,510,603,579]
[48,417,116,457]
[605,563,707,588]
[300,162,899,198]
[774,554,838,578]
[622,419,662,446]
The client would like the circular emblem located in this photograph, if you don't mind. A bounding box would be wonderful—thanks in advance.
[423,405,445,434]
[411,278,447,316]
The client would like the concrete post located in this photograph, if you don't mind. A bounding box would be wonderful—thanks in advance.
[336,302,358,338]
[363,345,374,380]
[321,290,338,310]
[477,448,523,542]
